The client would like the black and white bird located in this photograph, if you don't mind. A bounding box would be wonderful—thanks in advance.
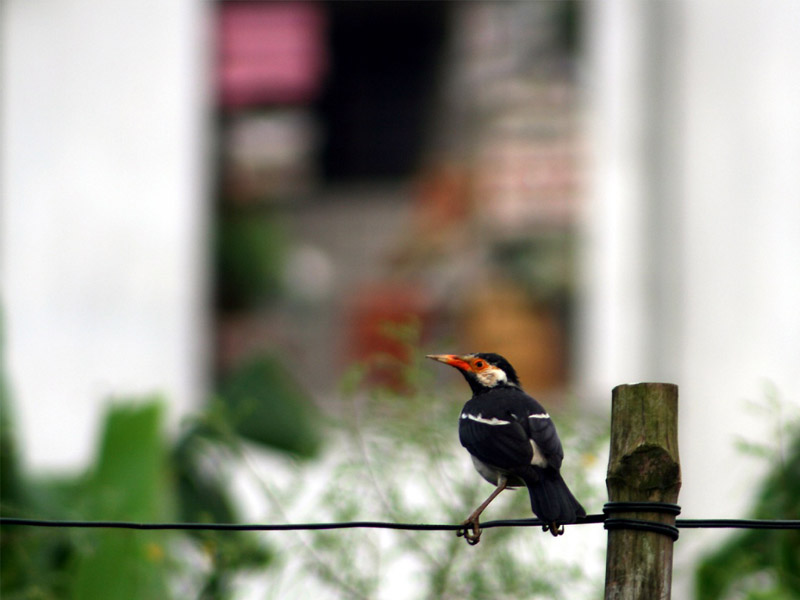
[427,352,585,544]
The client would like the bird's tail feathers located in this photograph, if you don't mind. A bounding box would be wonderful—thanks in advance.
[523,468,586,525]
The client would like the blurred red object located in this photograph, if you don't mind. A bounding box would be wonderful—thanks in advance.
[218,2,327,108]
[347,281,434,390]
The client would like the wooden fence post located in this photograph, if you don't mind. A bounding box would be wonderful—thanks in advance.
[604,383,681,600]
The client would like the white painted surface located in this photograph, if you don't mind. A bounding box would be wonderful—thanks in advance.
[1,0,210,471]
[583,1,800,597]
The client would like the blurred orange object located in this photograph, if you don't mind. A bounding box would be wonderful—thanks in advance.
[460,279,566,396]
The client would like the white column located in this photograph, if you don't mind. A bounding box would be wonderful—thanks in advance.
[1,0,210,470]
[581,0,666,399]
[584,1,800,597]
[677,1,800,592]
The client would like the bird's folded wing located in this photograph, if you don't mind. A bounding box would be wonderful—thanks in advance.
[459,417,534,470]
[525,414,564,469]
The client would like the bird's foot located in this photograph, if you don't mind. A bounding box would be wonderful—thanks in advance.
[457,518,482,545]
[543,522,565,537]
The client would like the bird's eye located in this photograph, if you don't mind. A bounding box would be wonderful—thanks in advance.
[474,360,486,369]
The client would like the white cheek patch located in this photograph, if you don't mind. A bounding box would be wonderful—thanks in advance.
[475,367,507,388]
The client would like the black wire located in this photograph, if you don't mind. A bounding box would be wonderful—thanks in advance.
[0,516,600,531]
[0,517,463,532]
[604,501,682,516]
[603,501,682,540]
[677,519,800,530]
[2,514,799,532]
[605,518,680,541]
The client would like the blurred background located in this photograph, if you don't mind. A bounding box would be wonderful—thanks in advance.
[3,1,800,599]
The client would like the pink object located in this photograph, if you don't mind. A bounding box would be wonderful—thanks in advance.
[218,2,327,108]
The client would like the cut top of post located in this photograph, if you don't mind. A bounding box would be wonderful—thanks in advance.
[607,382,681,503]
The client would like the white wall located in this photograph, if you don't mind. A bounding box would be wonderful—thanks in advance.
[583,1,800,597]
[1,0,210,471]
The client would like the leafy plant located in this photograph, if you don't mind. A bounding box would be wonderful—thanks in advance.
[0,349,324,599]
[1,400,174,600]
[223,320,608,599]
[215,353,321,458]
[695,390,800,600]
[214,212,286,311]
[2,322,605,599]
[70,402,172,599]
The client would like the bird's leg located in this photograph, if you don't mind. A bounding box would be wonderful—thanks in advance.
[458,475,508,545]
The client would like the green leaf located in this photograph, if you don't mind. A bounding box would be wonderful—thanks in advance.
[695,424,800,600]
[216,354,321,458]
[215,214,286,310]
[69,401,171,600]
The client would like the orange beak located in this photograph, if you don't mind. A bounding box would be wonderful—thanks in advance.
[426,354,472,372]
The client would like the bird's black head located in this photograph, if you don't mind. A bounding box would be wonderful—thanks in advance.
[426,352,521,395]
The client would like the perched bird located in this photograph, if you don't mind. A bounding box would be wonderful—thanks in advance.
[427,352,585,544]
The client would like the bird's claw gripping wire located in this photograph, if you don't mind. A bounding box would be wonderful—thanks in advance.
[456,475,508,545]
[457,518,482,545]
[543,521,565,536]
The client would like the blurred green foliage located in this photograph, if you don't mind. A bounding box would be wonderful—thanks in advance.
[491,234,575,305]
[695,392,800,600]
[254,319,608,599]
[214,213,286,311]
[171,421,273,600]
[70,403,171,599]
[216,354,321,458]
[1,348,322,599]
[1,400,173,600]
[0,358,23,518]
[2,320,605,598]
